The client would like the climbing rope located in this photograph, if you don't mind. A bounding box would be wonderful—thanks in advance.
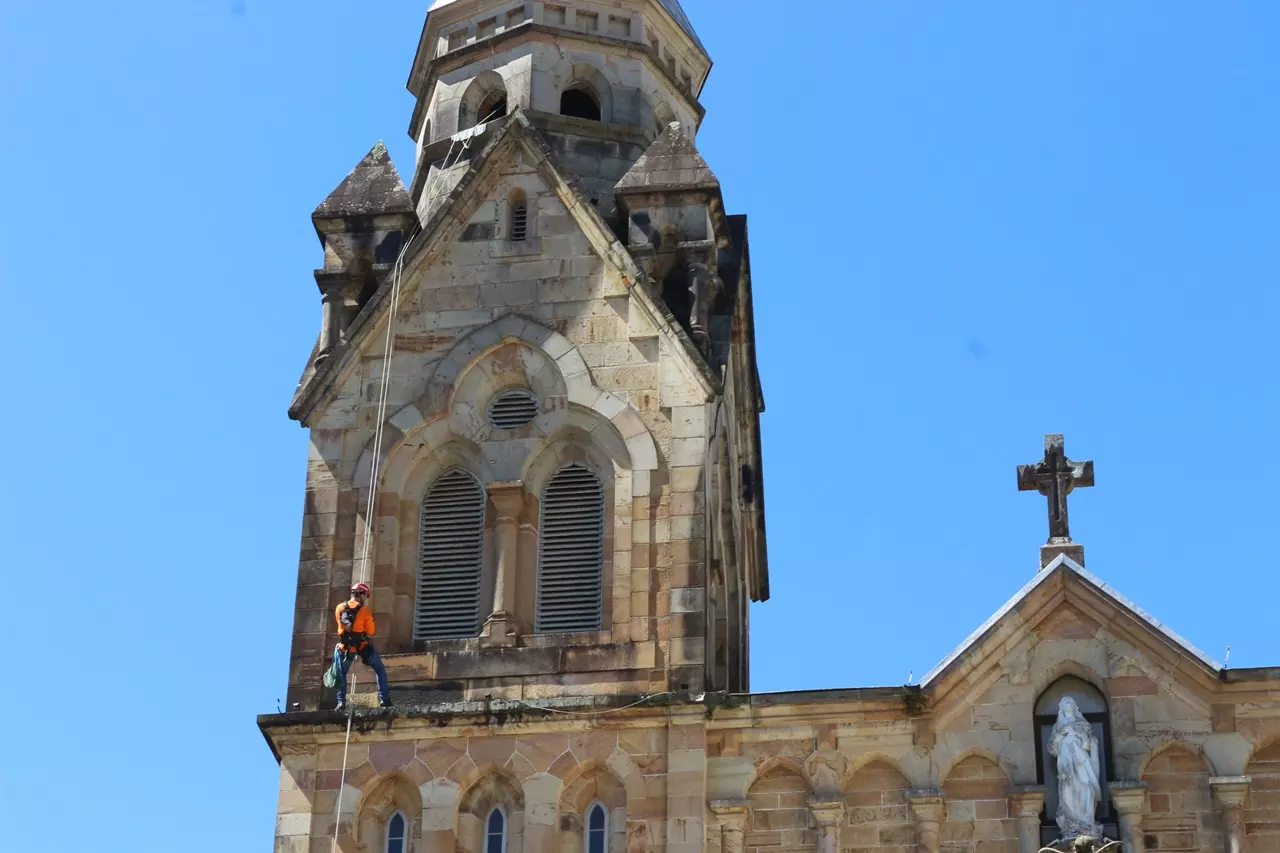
[331,674,356,853]
[353,130,476,586]
[329,129,482,853]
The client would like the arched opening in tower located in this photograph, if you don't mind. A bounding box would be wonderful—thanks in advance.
[477,92,508,123]
[560,88,601,121]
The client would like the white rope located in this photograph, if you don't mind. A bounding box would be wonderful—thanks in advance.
[353,131,477,585]
[330,675,357,853]
[328,128,487,853]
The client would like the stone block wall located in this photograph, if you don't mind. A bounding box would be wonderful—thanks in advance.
[940,756,1017,853]
[287,138,720,708]
[842,761,912,852]
[1140,747,1219,852]
[743,766,815,853]
[266,669,1280,853]
[1245,742,1280,848]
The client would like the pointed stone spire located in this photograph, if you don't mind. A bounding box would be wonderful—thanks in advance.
[313,141,413,220]
[616,122,718,194]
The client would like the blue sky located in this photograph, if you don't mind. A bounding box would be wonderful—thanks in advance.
[1,1,1276,849]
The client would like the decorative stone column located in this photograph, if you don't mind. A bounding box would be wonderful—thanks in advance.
[315,275,346,364]
[709,800,748,853]
[1009,787,1045,853]
[1210,776,1251,853]
[807,798,845,853]
[481,483,522,646]
[907,790,944,853]
[1109,781,1146,853]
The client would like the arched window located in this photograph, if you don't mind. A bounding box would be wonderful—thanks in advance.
[560,87,601,121]
[509,189,528,242]
[1034,677,1116,843]
[536,463,605,632]
[460,72,508,131]
[585,802,608,853]
[477,91,508,124]
[386,811,407,853]
[486,807,507,853]
[415,469,486,641]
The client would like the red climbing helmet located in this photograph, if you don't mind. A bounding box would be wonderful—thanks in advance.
[350,582,372,596]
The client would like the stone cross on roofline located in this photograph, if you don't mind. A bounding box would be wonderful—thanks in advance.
[1018,434,1094,570]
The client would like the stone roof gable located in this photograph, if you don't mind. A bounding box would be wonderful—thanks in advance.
[922,554,1223,695]
[616,122,718,194]
[289,112,718,424]
[312,141,413,220]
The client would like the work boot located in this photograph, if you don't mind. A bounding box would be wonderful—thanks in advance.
[379,697,394,709]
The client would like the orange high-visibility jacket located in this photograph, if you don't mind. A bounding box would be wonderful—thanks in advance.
[335,599,376,650]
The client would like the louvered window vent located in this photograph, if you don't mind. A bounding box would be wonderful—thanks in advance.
[414,469,485,641]
[487,389,539,430]
[510,202,528,242]
[536,463,605,632]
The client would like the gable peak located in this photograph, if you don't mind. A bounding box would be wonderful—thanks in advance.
[921,554,1223,691]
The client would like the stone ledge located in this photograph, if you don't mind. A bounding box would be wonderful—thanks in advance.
[381,640,658,681]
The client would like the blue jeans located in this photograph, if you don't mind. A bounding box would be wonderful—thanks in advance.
[332,643,390,704]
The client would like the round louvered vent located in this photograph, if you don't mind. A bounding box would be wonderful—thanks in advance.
[487,389,539,429]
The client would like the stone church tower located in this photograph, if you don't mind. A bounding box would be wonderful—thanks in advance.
[260,4,1280,853]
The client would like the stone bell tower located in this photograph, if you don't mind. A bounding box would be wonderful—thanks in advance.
[405,0,711,222]
[277,0,767,715]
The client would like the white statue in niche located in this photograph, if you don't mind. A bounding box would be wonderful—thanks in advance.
[1049,696,1103,839]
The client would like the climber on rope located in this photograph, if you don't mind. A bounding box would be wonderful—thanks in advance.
[328,582,393,711]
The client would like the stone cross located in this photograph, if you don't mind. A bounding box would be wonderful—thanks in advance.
[1018,434,1094,543]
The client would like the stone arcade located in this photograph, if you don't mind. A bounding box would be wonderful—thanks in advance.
[259,3,1280,852]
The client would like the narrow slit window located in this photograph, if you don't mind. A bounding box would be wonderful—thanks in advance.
[586,802,608,853]
[536,463,605,632]
[510,190,528,242]
[486,807,507,853]
[387,812,407,853]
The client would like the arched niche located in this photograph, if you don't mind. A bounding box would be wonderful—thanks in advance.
[941,755,1014,848]
[1141,745,1214,851]
[459,771,525,853]
[746,765,815,853]
[842,759,911,848]
[1034,676,1116,842]
[558,765,627,853]
[357,774,423,852]
[1245,741,1280,848]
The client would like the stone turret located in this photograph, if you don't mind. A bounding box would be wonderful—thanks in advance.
[616,121,729,360]
[310,141,415,365]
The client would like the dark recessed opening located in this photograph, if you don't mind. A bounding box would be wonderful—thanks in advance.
[477,93,507,123]
[560,88,601,121]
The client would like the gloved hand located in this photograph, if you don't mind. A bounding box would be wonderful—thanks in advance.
[341,632,366,647]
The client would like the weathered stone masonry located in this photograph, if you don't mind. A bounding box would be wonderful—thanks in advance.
[260,3,1280,853]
